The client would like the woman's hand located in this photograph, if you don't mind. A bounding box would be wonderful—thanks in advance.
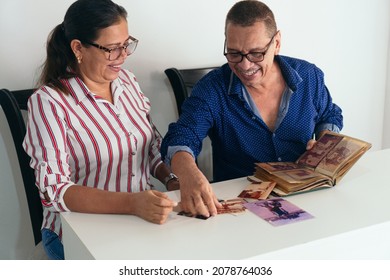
[130,190,177,224]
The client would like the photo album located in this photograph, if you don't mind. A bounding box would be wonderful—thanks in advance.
[253,131,371,196]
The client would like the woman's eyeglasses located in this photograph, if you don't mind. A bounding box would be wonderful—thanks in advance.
[83,35,138,61]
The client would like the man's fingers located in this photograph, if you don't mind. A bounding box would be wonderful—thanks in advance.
[193,196,212,217]
[306,139,316,150]
[180,195,197,215]
[202,195,217,216]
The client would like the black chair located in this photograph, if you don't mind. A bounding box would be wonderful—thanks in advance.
[164,67,217,115]
[0,88,43,246]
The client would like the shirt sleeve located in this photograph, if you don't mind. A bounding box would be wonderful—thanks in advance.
[161,82,215,162]
[312,68,343,135]
[164,146,196,167]
[315,123,341,136]
[22,91,73,213]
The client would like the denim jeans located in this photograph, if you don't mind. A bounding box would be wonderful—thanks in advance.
[41,228,64,260]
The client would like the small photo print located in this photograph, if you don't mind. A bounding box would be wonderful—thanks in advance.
[256,162,298,173]
[217,198,247,215]
[244,198,314,226]
[297,133,343,168]
[238,181,276,200]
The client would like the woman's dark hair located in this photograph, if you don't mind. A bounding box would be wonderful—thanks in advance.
[225,0,277,37]
[38,0,127,94]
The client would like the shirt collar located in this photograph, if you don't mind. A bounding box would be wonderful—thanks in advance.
[111,76,126,104]
[275,55,303,91]
[64,76,126,105]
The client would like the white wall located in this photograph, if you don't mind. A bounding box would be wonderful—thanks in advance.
[383,26,390,149]
[0,0,389,259]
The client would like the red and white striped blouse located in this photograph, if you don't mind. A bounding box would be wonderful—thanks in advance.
[22,69,163,238]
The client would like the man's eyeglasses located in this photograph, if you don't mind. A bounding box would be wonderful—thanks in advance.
[83,35,138,61]
[224,32,277,63]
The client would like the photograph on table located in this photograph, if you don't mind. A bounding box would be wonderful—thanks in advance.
[244,198,314,226]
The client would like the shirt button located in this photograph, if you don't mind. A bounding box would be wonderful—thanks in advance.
[252,116,256,120]
[132,151,136,155]
[278,157,282,161]
[273,133,276,137]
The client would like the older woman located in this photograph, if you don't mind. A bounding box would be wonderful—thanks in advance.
[23,0,178,260]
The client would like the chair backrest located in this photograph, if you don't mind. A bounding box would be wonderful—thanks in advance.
[164,67,217,115]
[0,88,42,245]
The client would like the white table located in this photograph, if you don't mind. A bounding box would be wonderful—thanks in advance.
[61,149,390,260]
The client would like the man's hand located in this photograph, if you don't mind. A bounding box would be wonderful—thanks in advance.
[307,130,329,150]
[172,152,222,217]
[306,139,316,150]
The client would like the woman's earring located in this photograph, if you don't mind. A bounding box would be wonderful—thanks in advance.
[77,56,82,64]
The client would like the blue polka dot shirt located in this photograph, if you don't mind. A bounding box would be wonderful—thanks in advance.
[161,55,343,182]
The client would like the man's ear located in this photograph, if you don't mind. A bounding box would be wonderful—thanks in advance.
[274,31,281,55]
